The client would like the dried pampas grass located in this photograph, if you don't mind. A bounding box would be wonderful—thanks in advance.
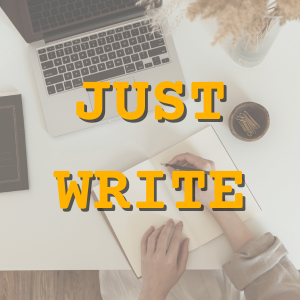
[139,0,300,46]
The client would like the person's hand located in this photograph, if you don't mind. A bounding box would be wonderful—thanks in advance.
[167,152,215,208]
[139,219,189,300]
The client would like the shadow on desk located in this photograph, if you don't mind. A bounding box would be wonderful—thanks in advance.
[0,271,103,300]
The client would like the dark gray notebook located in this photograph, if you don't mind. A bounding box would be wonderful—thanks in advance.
[0,92,29,193]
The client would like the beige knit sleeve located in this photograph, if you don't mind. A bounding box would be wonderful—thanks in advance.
[222,232,300,300]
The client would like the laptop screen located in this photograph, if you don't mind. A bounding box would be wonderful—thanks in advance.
[2,0,160,43]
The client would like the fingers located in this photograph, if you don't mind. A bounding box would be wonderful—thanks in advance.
[175,161,187,167]
[141,226,154,256]
[167,161,192,178]
[147,225,164,255]
[168,153,214,171]
[167,221,183,258]
[177,238,189,275]
[156,219,174,253]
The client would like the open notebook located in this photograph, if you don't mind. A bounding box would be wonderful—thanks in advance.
[92,126,261,278]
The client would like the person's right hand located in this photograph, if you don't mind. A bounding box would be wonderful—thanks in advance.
[167,152,215,208]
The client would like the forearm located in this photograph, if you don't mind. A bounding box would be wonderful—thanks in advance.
[206,206,255,252]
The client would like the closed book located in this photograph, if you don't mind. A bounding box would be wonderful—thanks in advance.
[0,92,29,193]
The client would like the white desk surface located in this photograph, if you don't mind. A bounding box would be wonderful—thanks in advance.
[1,7,300,271]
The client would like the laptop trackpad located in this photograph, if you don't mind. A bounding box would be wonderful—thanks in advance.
[87,77,137,120]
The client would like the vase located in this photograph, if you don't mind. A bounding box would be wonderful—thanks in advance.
[230,14,283,68]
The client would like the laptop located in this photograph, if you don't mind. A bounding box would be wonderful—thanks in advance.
[1,0,188,136]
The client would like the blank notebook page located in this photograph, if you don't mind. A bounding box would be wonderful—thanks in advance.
[92,159,200,278]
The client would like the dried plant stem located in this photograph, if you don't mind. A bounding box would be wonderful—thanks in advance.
[143,0,300,47]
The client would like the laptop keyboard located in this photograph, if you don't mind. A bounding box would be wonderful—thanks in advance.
[37,19,170,95]
[28,0,138,33]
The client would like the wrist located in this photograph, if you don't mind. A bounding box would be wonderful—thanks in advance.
[139,286,167,300]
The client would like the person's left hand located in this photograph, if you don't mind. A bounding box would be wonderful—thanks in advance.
[138,219,189,300]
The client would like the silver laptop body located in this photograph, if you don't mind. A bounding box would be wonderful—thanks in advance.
[26,6,188,136]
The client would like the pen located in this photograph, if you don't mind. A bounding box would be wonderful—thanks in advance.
[161,163,210,176]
